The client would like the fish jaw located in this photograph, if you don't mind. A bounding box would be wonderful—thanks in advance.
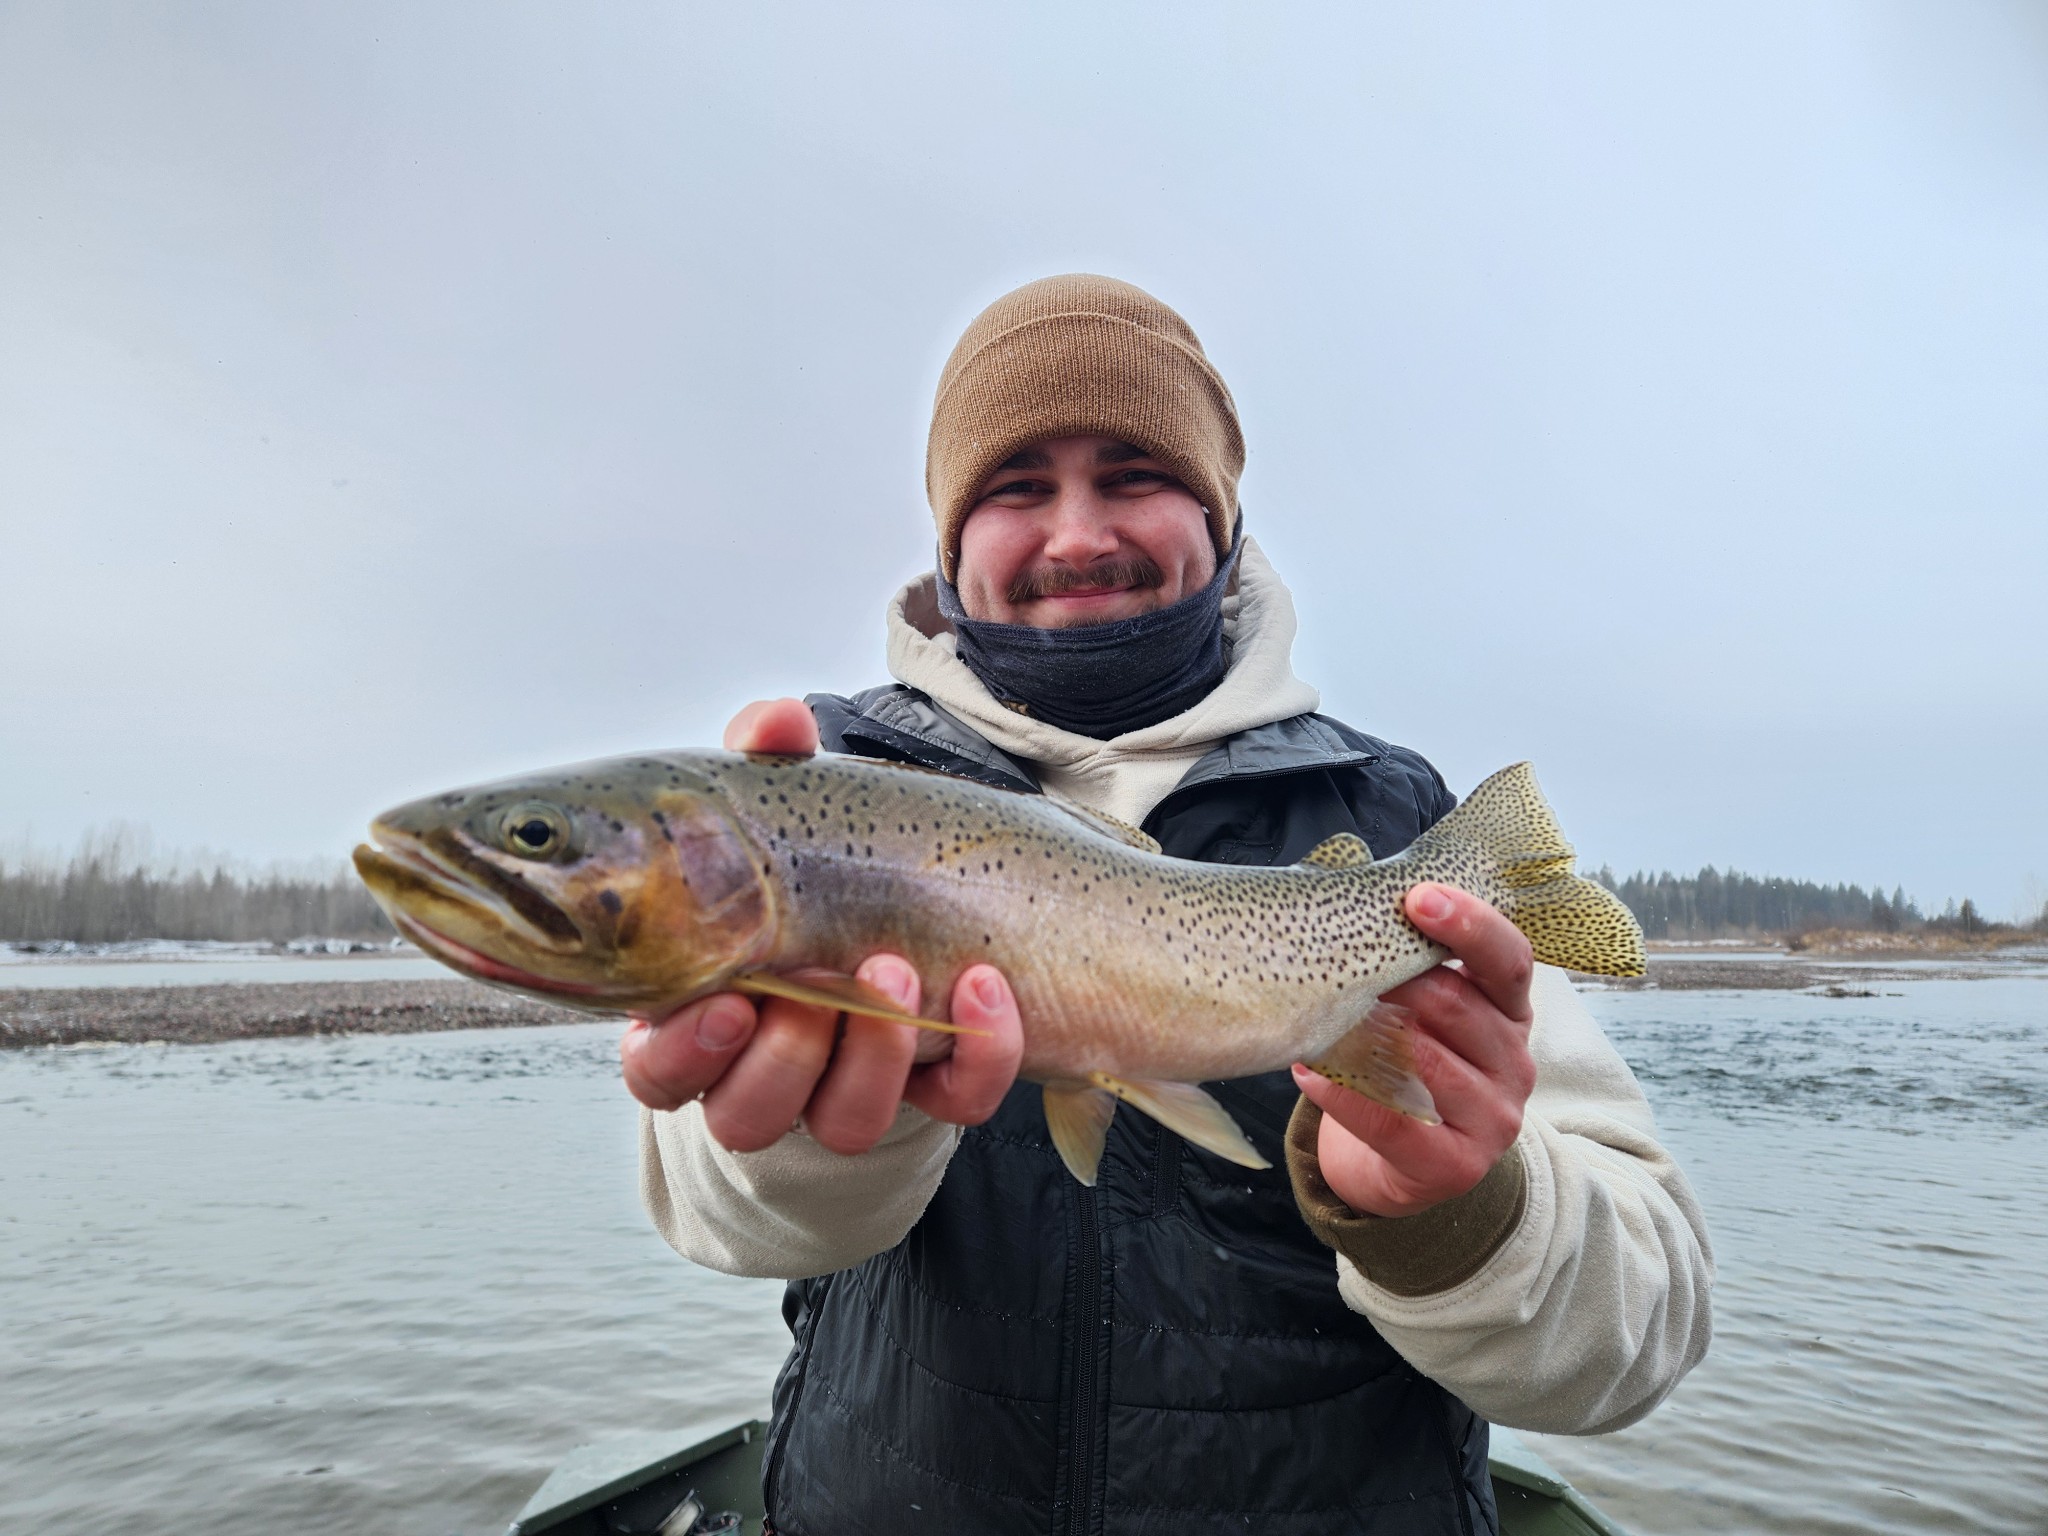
[383,907,607,1000]
[352,827,632,1002]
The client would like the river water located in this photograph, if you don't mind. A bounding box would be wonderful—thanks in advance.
[1,975,2043,1534]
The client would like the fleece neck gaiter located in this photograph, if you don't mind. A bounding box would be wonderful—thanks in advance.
[934,529,1244,740]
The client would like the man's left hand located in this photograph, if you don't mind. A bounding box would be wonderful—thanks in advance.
[1291,883,1536,1218]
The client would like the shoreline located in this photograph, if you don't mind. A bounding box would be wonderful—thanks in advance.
[5,951,2044,1049]
[0,978,586,1049]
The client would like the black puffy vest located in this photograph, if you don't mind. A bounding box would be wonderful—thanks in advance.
[761,690,1499,1536]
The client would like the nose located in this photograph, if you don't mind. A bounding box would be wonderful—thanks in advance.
[1039,482,1120,567]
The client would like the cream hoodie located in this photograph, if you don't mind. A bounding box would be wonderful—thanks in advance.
[640,538,1713,1434]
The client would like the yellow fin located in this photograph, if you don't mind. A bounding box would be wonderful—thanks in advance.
[1052,802,1162,854]
[1043,1081,1118,1186]
[1413,763,1646,976]
[1086,1071,1271,1171]
[1507,876,1647,978]
[729,968,990,1036]
[1421,762,1576,886]
[1305,1002,1442,1124]
[1299,832,1373,869]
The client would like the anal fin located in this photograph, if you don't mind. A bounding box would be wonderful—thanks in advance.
[1043,1082,1118,1185]
[730,968,988,1036]
[1304,1003,1441,1124]
[1087,1072,1271,1171]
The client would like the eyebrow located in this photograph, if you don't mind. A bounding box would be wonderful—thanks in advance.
[996,447,1052,470]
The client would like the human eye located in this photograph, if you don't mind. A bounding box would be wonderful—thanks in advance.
[1107,468,1171,493]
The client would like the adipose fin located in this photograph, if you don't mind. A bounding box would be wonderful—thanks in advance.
[1298,832,1373,869]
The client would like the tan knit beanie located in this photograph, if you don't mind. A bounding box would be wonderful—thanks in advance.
[925,274,1244,580]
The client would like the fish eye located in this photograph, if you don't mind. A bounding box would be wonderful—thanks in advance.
[501,803,571,860]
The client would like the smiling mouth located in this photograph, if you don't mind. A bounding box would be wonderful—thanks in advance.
[1044,584,1135,601]
[1007,555,1164,607]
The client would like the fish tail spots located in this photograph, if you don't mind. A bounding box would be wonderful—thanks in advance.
[1416,763,1647,978]
[1504,871,1646,978]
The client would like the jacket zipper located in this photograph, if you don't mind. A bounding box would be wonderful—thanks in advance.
[1064,1183,1103,1536]
[762,1277,826,1523]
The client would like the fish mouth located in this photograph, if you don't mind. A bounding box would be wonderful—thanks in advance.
[355,824,603,997]
[384,908,605,998]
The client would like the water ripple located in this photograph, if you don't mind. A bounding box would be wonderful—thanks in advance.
[3,981,2045,1532]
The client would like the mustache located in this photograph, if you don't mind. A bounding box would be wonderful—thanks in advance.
[1006,556,1165,605]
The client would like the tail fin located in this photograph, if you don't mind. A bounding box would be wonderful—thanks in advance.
[1420,764,1646,978]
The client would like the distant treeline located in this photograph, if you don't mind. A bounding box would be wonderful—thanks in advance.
[0,827,390,946]
[3,825,2039,948]
[1593,866,2043,941]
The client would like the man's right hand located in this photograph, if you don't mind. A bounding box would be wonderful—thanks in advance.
[618,698,1026,1154]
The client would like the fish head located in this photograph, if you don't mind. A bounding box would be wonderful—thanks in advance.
[352,755,775,1012]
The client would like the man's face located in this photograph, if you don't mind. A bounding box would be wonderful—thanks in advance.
[954,435,1217,629]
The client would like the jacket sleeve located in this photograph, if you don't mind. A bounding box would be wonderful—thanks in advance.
[640,1100,961,1280]
[1288,965,1714,1433]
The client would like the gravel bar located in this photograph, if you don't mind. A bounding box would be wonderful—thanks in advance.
[0,979,588,1049]
[7,950,2037,1050]
[1586,954,2035,992]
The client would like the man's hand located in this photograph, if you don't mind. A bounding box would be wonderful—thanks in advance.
[618,698,1026,1153]
[1292,883,1536,1218]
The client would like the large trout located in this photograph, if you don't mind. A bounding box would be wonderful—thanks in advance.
[353,751,1642,1183]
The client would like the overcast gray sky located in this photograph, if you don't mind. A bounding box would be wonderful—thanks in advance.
[3,1,2044,915]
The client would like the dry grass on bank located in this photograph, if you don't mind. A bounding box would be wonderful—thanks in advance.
[1785,927,2045,957]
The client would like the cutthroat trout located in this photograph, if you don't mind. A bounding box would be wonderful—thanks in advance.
[353,752,1643,1183]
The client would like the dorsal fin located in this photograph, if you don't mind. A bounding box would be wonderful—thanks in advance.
[1299,832,1373,869]
[1051,801,1162,854]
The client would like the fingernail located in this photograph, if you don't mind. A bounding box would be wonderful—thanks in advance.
[971,970,1005,1012]
[695,998,751,1050]
[868,957,915,1008]
[1411,886,1454,923]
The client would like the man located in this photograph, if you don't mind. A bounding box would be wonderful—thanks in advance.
[624,275,1713,1534]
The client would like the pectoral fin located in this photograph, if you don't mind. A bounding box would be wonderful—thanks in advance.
[1087,1072,1271,1171]
[730,968,989,1036]
[1043,1081,1119,1185]
[1304,1002,1441,1124]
